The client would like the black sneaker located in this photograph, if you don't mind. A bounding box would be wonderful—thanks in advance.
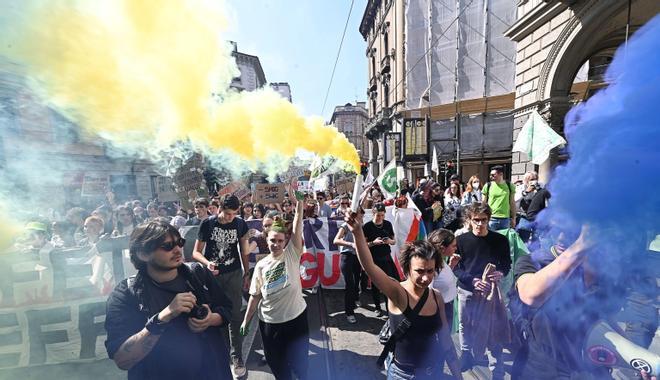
[460,352,474,372]
[375,309,385,318]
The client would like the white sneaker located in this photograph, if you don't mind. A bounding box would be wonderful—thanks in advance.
[309,287,318,294]
[346,315,357,324]
[231,356,247,378]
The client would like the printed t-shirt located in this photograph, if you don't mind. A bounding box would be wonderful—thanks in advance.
[484,181,515,218]
[198,216,248,274]
[249,243,306,324]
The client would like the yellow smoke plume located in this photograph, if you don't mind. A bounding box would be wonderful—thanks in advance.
[1,0,360,173]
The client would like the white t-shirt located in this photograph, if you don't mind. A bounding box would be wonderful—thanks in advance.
[431,264,458,303]
[249,242,307,324]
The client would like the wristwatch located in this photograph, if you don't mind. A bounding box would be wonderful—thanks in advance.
[145,313,169,335]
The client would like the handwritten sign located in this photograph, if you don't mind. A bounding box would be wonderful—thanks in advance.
[335,178,355,195]
[252,183,286,205]
[80,174,109,197]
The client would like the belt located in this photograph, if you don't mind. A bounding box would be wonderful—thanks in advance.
[392,359,436,376]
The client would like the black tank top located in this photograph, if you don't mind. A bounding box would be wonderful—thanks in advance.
[388,291,444,368]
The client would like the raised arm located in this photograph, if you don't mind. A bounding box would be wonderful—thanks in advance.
[516,227,591,307]
[344,213,406,309]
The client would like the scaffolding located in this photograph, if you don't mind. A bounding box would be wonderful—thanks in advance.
[405,0,517,173]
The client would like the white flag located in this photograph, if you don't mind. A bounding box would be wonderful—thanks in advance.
[513,110,567,165]
[424,163,430,178]
[431,146,439,174]
[377,159,399,199]
[363,168,375,189]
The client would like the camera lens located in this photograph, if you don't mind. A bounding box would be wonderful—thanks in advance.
[190,304,208,319]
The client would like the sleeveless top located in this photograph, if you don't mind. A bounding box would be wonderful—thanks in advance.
[389,291,444,369]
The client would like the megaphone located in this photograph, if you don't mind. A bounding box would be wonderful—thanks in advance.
[584,320,660,375]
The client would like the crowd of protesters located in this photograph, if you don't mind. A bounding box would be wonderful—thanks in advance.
[8,168,658,380]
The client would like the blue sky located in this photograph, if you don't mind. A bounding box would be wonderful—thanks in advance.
[225,0,368,121]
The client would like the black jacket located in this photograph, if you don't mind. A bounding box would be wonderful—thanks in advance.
[105,263,233,380]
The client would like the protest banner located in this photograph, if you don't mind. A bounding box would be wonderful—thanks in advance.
[252,183,286,205]
[0,209,419,369]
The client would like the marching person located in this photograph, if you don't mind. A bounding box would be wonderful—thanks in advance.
[344,210,460,379]
[240,191,308,380]
[192,194,251,378]
[453,203,511,379]
[105,220,233,379]
[334,218,361,324]
[362,202,398,317]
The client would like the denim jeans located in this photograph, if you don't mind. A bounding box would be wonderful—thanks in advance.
[457,288,505,379]
[488,217,510,231]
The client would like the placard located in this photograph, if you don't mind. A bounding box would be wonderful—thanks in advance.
[334,178,355,195]
[80,174,109,197]
[252,183,286,205]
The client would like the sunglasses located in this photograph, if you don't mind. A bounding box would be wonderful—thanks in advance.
[160,238,186,251]
[340,202,350,206]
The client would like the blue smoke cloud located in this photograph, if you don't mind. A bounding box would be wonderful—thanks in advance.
[526,14,660,376]
[540,14,660,252]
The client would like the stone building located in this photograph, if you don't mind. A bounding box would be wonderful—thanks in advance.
[360,0,518,183]
[229,41,267,92]
[330,102,370,162]
[359,0,406,175]
[270,82,292,102]
[506,0,660,182]
[0,58,172,211]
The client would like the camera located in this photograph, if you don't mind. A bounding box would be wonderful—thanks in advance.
[190,303,209,320]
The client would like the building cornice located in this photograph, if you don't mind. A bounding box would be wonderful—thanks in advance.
[504,0,569,42]
[360,0,382,40]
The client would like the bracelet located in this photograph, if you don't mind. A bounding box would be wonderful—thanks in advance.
[145,313,169,335]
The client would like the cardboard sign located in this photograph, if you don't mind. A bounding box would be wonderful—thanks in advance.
[279,166,305,182]
[218,181,250,200]
[156,176,178,202]
[80,174,109,197]
[335,178,355,195]
[252,183,286,205]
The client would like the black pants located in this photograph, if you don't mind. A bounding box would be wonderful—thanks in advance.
[445,300,454,327]
[340,253,362,316]
[259,309,309,380]
[372,258,399,312]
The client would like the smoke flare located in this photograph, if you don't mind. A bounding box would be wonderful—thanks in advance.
[0,0,360,175]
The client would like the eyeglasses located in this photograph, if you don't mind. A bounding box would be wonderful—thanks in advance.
[160,238,186,251]
[340,202,350,206]
[471,217,488,225]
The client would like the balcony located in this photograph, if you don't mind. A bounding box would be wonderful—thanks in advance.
[380,55,391,75]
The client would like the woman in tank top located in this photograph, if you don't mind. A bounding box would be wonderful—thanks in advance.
[344,211,462,379]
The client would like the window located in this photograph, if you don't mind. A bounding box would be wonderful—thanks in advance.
[50,109,80,144]
[384,32,389,55]
[384,84,390,108]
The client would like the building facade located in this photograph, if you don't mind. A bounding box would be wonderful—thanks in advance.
[229,41,267,92]
[360,0,518,184]
[506,0,660,182]
[0,58,172,211]
[360,0,406,175]
[270,82,292,102]
[330,102,370,162]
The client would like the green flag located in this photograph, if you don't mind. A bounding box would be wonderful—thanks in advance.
[377,159,398,198]
[513,110,567,165]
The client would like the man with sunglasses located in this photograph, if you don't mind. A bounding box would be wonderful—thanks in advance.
[316,191,333,218]
[105,220,233,380]
[453,203,511,379]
